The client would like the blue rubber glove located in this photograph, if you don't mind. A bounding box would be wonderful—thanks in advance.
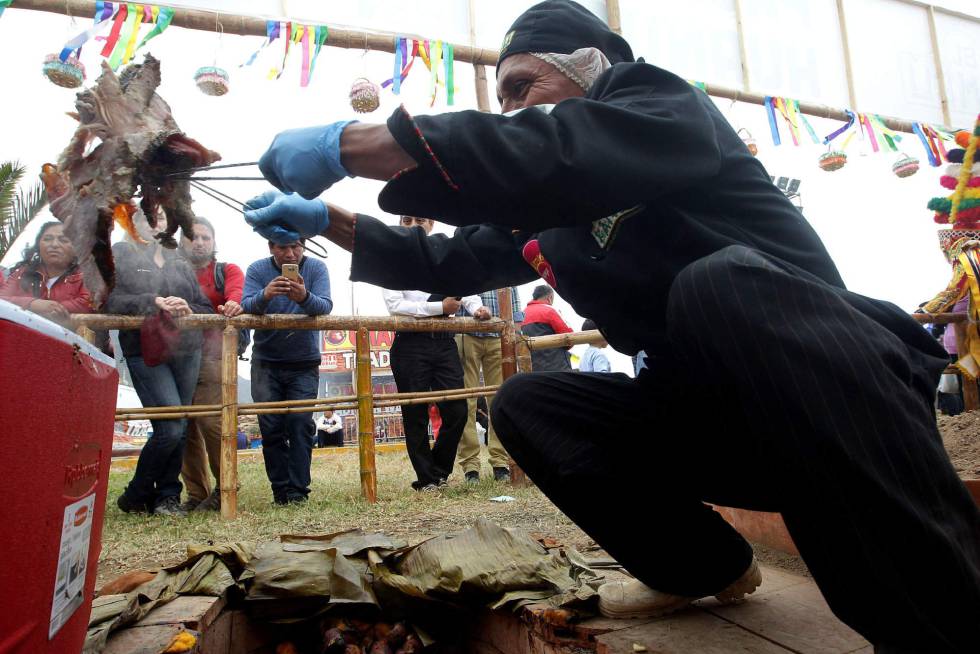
[258,121,355,200]
[244,190,329,244]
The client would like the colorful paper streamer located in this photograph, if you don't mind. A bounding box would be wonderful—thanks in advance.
[764,96,781,146]
[0,0,13,20]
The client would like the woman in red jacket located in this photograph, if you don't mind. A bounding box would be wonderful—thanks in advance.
[0,221,93,324]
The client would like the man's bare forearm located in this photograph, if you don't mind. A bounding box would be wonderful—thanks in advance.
[323,203,355,251]
[339,123,417,181]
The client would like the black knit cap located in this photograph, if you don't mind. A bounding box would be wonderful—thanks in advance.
[497,0,634,68]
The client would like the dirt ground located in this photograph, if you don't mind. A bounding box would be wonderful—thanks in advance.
[937,412,980,479]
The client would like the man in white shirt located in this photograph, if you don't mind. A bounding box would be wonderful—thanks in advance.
[578,318,612,373]
[383,216,491,491]
[316,409,345,447]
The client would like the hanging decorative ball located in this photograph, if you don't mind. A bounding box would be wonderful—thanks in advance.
[818,151,847,172]
[194,67,230,96]
[42,53,85,89]
[892,154,920,178]
[349,77,380,113]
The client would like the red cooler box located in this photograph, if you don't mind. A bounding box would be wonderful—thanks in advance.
[0,300,117,654]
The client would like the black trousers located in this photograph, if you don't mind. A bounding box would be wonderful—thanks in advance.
[390,334,467,486]
[491,246,980,653]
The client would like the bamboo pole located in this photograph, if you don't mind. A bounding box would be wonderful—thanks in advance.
[953,322,980,412]
[220,326,239,520]
[605,0,622,35]
[116,386,504,419]
[516,337,532,373]
[14,0,969,132]
[495,288,528,486]
[526,329,605,351]
[15,0,500,66]
[73,313,505,333]
[835,0,859,111]
[76,325,97,344]
[356,328,377,503]
[926,5,953,126]
[910,312,967,324]
[468,0,492,113]
[732,0,751,91]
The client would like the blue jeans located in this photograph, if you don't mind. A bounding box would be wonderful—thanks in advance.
[124,351,201,506]
[251,363,318,502]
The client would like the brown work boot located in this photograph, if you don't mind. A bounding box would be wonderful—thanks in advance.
[598,559,762,619]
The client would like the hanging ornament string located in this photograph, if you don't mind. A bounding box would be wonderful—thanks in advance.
[764,96,781,146]
[443,41,454,106]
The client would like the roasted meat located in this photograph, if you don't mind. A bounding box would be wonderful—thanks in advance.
[40,54,220,305]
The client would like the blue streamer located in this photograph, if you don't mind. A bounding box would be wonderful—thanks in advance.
[764,96,781,146]
[912,122,940,167]
[392,37,404,95]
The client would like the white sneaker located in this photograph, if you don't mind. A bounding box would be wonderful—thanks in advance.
[598,559,762,619]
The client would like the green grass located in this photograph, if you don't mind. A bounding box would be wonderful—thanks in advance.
[98,450,588,587]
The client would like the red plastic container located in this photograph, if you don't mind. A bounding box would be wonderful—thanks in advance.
[0,300,117,654]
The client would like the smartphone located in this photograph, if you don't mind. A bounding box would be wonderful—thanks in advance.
[282,264,299,281]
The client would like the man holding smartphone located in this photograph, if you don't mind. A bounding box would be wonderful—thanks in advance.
[242,239,333,504]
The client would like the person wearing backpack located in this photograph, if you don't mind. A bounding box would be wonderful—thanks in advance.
[178,217,245,512]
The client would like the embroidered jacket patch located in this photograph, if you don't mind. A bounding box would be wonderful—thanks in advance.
[591,205,643,249]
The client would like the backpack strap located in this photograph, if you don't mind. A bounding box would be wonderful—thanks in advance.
[213,261,226,295]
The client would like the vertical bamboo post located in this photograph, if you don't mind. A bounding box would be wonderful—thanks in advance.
[356,327,378,503]
[954,322,979,412]
[605,0,622,35]
[836,0,859,111]
[926,5,952,126]
[516,338,532,373]
[76,325,97,344]
[733,0,751,91]
[496,289,528,486]
[468,0,492,113]
[219,326,239,520]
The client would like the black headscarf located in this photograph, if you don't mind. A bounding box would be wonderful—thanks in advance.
[497,0,634,68]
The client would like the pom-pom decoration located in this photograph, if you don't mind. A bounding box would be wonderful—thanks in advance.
[193,66,229,96]
[956,130,972,149]
[42,53,85,88]
[349,77,380,113]
[892,154,920,178]
[818,151,847,172]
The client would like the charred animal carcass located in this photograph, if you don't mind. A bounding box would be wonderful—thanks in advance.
[41,54,220,305]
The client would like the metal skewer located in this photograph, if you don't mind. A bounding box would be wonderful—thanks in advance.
[171,175,266,181]
[169,160,259,176]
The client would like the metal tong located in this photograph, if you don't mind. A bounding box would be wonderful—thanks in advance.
[171,161,330,258]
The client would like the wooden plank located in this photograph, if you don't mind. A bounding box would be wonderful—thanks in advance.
[133,595,223,630]
[707,580,869,653]
[595,610,792,653]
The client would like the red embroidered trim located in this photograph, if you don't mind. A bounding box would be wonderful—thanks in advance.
[397,104,459,191]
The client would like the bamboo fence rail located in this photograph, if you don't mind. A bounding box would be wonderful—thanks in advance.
[95,308,975,516]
